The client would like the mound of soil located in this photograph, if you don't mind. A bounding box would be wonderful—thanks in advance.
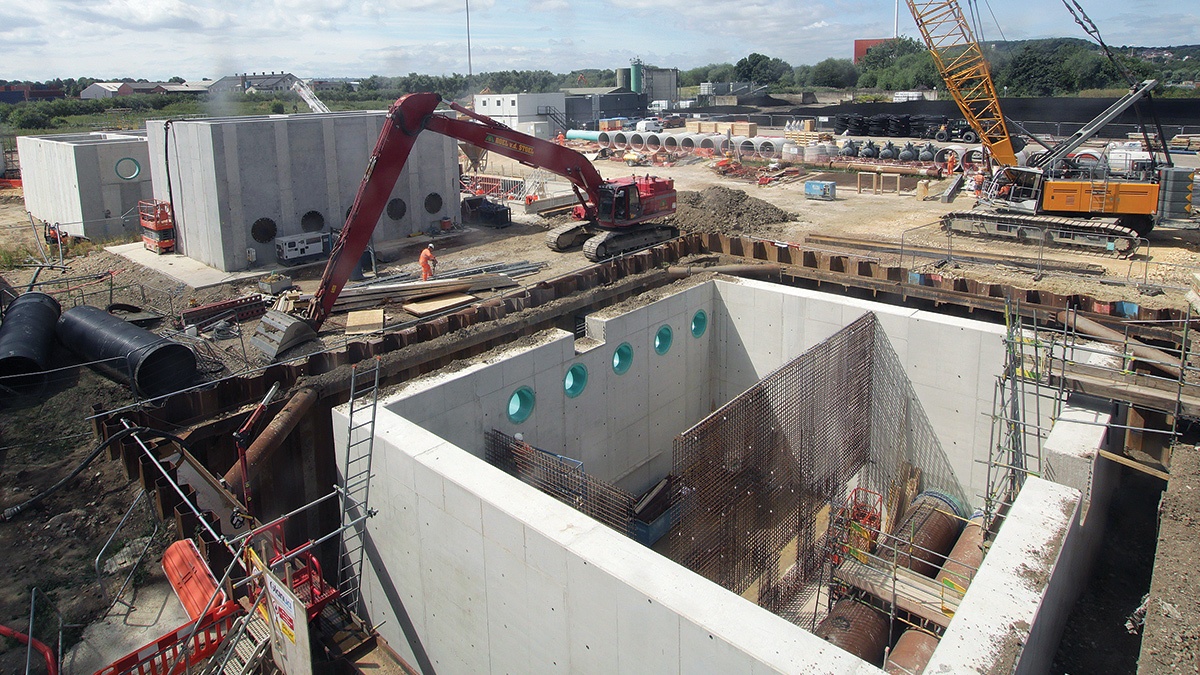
[670,186,794,236]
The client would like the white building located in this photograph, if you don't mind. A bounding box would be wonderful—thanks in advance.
[473,92,567,139]
[80,82,133,99]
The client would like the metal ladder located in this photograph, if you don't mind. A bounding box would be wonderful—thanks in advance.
[337,356,382,612]
[203,595,271,675]
[1087,171,1111,214]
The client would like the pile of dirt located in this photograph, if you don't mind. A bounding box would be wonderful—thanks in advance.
[670,186,794,236]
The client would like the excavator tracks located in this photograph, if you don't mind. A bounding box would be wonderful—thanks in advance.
[582,225,679,262]
[943,210,1141,257]
[545,223,593,252]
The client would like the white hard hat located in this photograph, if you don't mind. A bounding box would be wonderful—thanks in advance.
[428,243,435,249]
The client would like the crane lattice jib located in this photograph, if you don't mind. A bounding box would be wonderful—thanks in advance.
[906,0,1019,166]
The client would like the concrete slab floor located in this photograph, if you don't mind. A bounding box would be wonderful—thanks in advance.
[106,242,322,289]
[63,579,190,675]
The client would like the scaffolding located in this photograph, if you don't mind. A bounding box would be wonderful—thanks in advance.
[983,298,1197,526]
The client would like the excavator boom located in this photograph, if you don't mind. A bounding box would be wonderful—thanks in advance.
[252,92,671,360]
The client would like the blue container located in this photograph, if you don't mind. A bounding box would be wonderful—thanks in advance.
[633,499,686,546]
[804,180,836,201]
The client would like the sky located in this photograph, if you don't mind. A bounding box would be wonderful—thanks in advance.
[1,0,1197,82]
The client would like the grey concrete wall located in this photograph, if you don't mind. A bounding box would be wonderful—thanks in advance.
[381,281,716,495]
[147,111,459,272]
[332,406,882,675]
[714,278,1009,508]
[18,132,151,240]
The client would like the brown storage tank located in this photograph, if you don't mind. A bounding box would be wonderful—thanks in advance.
[881,491,966,578]
[884,629,939,674]
[935,513,986,591]
[814,599,890,666]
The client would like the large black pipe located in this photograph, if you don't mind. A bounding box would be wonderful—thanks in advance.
[0,292,61,397]
[57,305,196,398]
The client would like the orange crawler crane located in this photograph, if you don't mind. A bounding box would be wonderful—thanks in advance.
[139,199,176,254]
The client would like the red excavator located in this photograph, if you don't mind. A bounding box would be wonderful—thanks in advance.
[251,92,676,359]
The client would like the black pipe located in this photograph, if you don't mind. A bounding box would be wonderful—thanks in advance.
[56,305,196,398]
[0,292,61,397]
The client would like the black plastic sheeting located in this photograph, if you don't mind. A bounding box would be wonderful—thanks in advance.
[798,96,1200,127]
[0,292,61,397]
[57,304,196,398]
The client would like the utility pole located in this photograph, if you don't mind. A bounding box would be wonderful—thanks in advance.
[465,0,473,81]
[894,0,899,37]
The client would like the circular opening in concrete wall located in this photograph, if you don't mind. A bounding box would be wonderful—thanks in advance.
[251,217,277,243]
[691,309,708,338]
[612,343,633,375]
[654,325,673,355]
[424,193,443,214]
[507,386,535,424]
[386,198,407,221]
[300,210,325,232]
[115,157,141,180]
[564,364,588,398]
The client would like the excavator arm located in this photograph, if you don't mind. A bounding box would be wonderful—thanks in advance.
[906,0,1019,166]
[306,92,607,329]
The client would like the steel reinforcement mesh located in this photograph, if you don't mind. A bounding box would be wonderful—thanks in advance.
[667,312,965,622]
[485,429,637,537]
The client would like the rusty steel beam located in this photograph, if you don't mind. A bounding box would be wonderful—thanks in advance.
[666,264,781,280]
[223,386,319,500]
[1055,310,1183,379]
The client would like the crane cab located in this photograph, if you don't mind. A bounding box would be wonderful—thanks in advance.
[591,176,676,229]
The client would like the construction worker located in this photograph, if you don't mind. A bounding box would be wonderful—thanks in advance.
[419,243,437,281]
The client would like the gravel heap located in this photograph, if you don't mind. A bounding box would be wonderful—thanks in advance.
[670,186,793,235]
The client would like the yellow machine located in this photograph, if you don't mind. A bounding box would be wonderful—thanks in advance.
[905,0,1172,254]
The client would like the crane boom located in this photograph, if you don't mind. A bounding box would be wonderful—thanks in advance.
[905,0,1018,166]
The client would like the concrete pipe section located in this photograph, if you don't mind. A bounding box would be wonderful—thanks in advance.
[613,131,629,149]
[0,292,61,397]
[629,132,647,151]
[814,598,891,666]
[884,629,940,675]
[597,131,612,148]
[643,133,662,152]
[699,135,720,151]
[933,145,967,172]
[880,490,966,577]
[56,304,196,398]
[678,134,708,151]
[752,137,779,159]
[662,134,681,151]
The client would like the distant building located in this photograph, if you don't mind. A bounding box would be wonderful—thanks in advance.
[127,82,167,95]
[854,38,896,63]
[160,82,210,94]
[80,82,134,99]
[0,84,66,104]
[473,92,566,139]
[208,72,300,94]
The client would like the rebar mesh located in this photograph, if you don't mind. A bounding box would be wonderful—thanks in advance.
[668,313,965,625]
[485,429,636,537]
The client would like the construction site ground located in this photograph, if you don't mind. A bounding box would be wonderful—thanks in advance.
[2,142,1199,673]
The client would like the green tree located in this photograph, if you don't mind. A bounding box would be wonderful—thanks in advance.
[857,37,925,72]
[270,101,285,114]
[168,76,185,83]
[810,58,859,88]
[1000,45,1058,95]
[734,53,791,84]
[10,108,52,129]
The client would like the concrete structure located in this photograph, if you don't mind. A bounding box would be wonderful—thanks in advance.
[146,111,458,272]
[81,82,133,99]
[473,93,566,139]
[642,67,679,106]
[17,131,152,240]
[334,278,1115,673]
[208,72,299,94]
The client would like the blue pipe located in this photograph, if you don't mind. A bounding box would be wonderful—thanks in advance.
[566,130,601,142]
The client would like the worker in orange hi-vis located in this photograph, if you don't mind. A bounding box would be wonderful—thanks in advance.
[419,244,438,281]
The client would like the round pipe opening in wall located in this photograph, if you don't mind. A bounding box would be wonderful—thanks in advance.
[507,386,535,423]
[300,210,325,232]
[612,342,633,374]
[424,193,443,214]
[564,364,588,398]
[251,217,277,243]
[386,198,407,221]
[654,325,673,354]
[690,309,708,338]
[115,157,141,180]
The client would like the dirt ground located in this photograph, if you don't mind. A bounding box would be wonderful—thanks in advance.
[1,144,1199,672]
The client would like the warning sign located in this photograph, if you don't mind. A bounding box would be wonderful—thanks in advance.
[247,548,311,675]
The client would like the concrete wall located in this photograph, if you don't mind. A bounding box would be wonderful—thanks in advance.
[332,407,882,675]
[17,132,152,239]
[380,281,716,495]
[146,111,458,272]
[714,278,1009,508]
[922,477,1085,674]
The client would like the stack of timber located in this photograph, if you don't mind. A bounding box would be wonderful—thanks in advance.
[294,274,519,313]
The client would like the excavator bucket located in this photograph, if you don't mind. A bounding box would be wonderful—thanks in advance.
[251,310,317,361]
